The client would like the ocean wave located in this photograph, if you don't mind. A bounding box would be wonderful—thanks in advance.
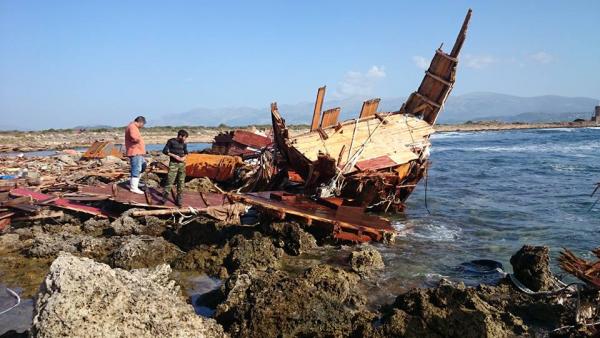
[407,222,461,242]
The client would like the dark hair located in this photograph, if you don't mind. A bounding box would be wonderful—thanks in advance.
[177,129,189,138]
[134,116,146,123]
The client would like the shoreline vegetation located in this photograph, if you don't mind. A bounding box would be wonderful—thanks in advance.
[0,120,598,153]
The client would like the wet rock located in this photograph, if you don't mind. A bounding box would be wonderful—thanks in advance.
[0,233,25,252]
[510,245,553,292]
[173,243,231,279]
[375,279,528,338]
[110,235,181,270]
[31,253,227,337]
[215,265,370,338]
[81,217,111,236]
[109,210,167,236]
[226,233,283,272]
[260,221,317,255]
[25,232,119,262]
[348,244,384,277]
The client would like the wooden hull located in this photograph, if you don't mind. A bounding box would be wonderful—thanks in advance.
[271,10,472,212]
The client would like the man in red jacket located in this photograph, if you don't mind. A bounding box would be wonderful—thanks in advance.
[125,116,146,194]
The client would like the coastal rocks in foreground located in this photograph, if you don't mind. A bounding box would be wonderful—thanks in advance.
[510,245,554,291]
[215,265,372,338]
[31,253,227,338]
[348,245,385,277]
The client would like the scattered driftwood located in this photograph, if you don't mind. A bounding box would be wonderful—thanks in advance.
[559,248,600,289]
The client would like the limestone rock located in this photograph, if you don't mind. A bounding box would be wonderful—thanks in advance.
[510,245,553,292]
[348,245,385,276]
[31,253,227,338]
[110,235,181,270]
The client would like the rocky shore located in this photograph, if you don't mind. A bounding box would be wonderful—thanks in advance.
[0,212,598,337]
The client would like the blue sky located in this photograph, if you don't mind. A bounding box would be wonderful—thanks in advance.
[1,0,599,129]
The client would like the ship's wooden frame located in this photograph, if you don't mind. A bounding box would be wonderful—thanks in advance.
[271,9,472,212]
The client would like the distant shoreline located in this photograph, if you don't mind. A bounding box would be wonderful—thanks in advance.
[0,120,597,153]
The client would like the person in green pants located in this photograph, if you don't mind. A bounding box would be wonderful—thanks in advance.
[162,129,189,206]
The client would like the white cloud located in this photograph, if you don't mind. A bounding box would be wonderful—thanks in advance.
[335,65,386,98]
[412,56,429,70]
[529,51,554,64]
[463,54,496,69]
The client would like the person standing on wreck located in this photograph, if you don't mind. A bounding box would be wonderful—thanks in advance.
[125,116,147,194]
[161,129,189,206]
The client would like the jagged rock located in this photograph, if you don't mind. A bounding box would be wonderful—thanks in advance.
[375,280,528,338]
[109,210,167,236]
[26,232,118,261]
[81,218,111,236]
[215,265,370,338]
[510,245,553,292]
[31,253,227,338]
[0,233,25,252]
[348,245,385,277]
[260,221,317,255]
[173,243,231,279]
[110,235,181,270]
[226,233,283,272]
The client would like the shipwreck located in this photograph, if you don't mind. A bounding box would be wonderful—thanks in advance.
[271,9,472,212]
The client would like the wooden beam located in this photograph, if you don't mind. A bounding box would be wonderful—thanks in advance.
[359,98,381,118]
[311,86,326,131]
[320,107,340,128]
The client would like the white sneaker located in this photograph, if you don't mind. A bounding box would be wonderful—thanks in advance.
[129,177,144,195]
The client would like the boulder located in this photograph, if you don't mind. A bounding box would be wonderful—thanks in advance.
[510,245,553,292]
[375,280,528,338]
[110,235,181,270]
[215,265,370,338]
[225,233,283,272]
[348,245,385,277]
[31,253,227,337]
[260,221,317,255]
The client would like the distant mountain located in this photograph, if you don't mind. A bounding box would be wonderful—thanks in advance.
[153,92,598,126]
[472,111,594,123]
[440,92,598,123]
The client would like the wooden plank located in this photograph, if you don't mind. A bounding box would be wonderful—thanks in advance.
[311,86,326,131]
[359,98,381,118]
[13,210,63,221]
[320,107,341,129]
[355,155,398,171]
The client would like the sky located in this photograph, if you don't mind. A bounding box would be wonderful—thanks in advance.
[1,0,599,129]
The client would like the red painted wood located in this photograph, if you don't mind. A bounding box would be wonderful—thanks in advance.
[355,155,397,171]
[9,188,110,218]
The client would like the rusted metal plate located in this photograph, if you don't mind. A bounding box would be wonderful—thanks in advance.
[231,130,272,149]
[232,191,395,242]
[185,154,242,181]
[359,98,381,118]
[311,86,326,131]
[355,155,398,171]
[9,188,110,218]
[79,184,231,211]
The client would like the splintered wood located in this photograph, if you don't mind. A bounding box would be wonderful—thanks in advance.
[559,248,600,289]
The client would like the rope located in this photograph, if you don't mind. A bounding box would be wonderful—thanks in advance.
[0,287,21,316]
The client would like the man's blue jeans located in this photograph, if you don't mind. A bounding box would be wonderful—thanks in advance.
[129,155,147,178]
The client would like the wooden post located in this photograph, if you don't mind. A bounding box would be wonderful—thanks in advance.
[311,86,326,131]
[320,107,341,128]
[359,98,381,118]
